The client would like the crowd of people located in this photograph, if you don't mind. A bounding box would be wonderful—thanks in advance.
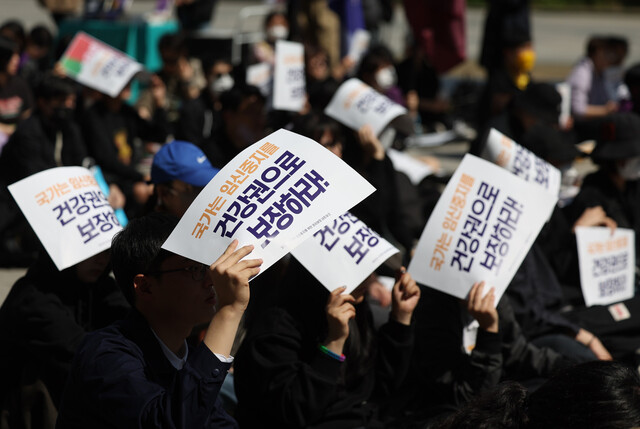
[1,1,640,428]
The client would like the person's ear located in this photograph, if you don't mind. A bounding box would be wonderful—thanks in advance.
[133,274,154,302]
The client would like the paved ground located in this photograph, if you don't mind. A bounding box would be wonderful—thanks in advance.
[0,1,638,303]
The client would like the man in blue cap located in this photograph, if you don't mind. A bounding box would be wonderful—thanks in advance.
[150,140,220,217]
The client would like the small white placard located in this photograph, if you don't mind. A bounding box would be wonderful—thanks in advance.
[162,129,376,275]
[482,128,561,202]
[59,32,143,98]
[387,148,434,185]
[575,227,635,307]
[324,78,408,136]
[291,212,399,294]
[247,62,273,97]
[408,154,558,301]
[273,40,306,112]
[8,166,123,270]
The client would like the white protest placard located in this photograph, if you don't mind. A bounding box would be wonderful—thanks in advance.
[8,167,122,270]
[575,227,635,307]
[291,212,399,294]
[325,78,408,136]
[346,29,371,65]
[246,62,273,97]
[408,154,558,301]
[162,129,375,274]
[273,40,306,112]
[59,32,143,98]
[556,82,571,129]
[481,128,561,201]
[387,148,434,185]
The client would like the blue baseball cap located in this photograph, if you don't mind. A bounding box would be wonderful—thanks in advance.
[151,140,219,187]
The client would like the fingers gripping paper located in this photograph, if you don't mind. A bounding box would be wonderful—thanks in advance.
[162,129,376,274]
[408,154,558,301]
[8,166,123,270]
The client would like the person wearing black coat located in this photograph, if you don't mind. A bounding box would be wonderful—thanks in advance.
[0,250,130,428]
[234,260,420,429]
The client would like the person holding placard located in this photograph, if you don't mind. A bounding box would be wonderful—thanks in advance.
[0,250,129,429]
[82,79,169,215]
[393,282,568,425]
[56,213,262,428]
[234,260,420,428]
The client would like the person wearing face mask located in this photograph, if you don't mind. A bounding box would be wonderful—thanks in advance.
[0,73,88,266]
[251,11,290,66]
[472,31,536,155]
[357,45,405,107]
[175,56,234,147]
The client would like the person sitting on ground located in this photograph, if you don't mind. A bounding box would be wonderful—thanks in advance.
[56,212,262,428]
[0,249,129,428]
[0,35,33,146]
[234,258,420,428]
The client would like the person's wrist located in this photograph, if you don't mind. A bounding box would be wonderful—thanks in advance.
[214,303,245,321]
[391,309,412,326]
[323,338,346,355]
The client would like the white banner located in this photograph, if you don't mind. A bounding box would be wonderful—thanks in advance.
[482,128,561,201]
[408,154,558,301]
[576,227,635,307]
[324,78,408,136]
[162,129,375,274]
[291,212,399,294]
[59,32,143,98]
[273,40,306,112]
[8,167,122,270]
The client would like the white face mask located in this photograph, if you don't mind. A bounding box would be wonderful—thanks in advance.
[210,74,234,95]
[267,25,289,42]
[375,66,396,91]
[618,157,640,181]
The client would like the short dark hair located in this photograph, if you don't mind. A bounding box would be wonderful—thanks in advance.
[111,212,179,306]
[356,44,394,81]
[29,25,53,49]
[34,73,76,101]
[527,361,640,429]
[158,33,187,56]
[0,35,17,72]
[219,84,265,112]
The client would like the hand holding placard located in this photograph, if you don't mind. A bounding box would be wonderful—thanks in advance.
[465,282,498,333]
[391,269,420,326]
[324,286,357,355]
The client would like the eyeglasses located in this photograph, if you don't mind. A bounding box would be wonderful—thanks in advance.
[146,264,209,281]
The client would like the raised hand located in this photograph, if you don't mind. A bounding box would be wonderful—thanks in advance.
[466,281,499,333]
[391,268,420,325]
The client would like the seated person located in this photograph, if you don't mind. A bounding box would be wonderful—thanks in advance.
[234,259,420,428]
[0,249,129,428]
[201,85,266,169]
[82,80,169,215]
[0,35,33,147]
[175,55,234,147]
[568,36,619,120]
[56,212,262,428]
[250,11,289,66]
[146,140,220,217]
[394,282,570,426]
[137,33,205,131]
